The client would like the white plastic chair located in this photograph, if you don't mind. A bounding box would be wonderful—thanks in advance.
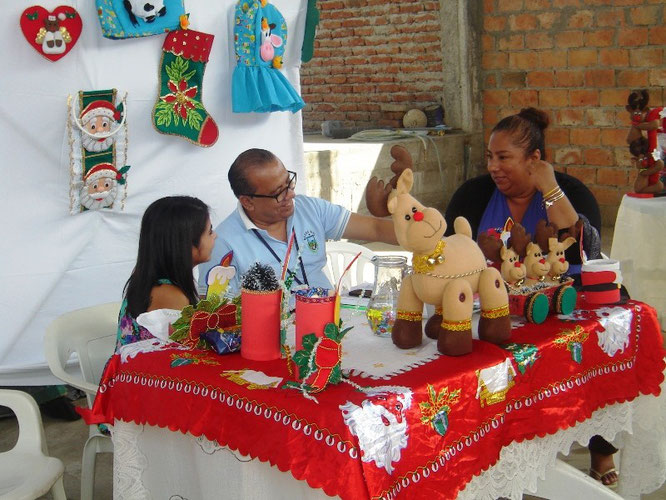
[44,302,120,500]
[0,389,67,500]
[324,241,377,292]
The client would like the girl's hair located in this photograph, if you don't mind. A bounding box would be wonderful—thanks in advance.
[492,107,550,161]
[124,196,209,317]
[629,136,649,157]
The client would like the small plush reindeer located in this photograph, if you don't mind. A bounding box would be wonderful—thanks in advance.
[500,246,527,285]
[523,242,551,281]
[546,237,576,280]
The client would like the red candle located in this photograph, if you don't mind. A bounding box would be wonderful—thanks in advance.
[295,292,336,350]
[240,288,282,361]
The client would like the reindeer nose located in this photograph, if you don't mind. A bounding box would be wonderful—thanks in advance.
[413,211,424,221]
[514,261,522,268]
[559,257,565,263]
[539,258,546,264]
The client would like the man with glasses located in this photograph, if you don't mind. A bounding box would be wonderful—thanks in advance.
[199,148,398,296]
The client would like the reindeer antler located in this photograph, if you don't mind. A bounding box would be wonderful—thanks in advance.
[535,219,558,254]
[365,145,413,217]
[508,223,531,259]
[477,232,503,263]
[559,218,583,243]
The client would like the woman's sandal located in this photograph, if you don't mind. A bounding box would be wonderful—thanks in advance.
[589,468,619,489]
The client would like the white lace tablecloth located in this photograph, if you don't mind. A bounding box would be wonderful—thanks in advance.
[611,195,666,329]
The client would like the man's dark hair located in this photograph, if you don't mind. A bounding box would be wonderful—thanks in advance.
[124,196,209,317]
[228,148,279,198]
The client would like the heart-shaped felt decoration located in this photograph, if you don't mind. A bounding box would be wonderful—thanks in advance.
[20,5,82,62]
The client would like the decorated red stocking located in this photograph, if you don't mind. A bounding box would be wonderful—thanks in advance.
[152,27,219,147]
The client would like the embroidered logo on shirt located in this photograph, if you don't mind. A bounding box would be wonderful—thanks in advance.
[303,230,318,252]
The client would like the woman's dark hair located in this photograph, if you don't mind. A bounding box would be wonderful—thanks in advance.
[627,89,649,111]
[124,196,209,317]
[492,107,550,161]
[228,148,279,197]
[629,136,649,157]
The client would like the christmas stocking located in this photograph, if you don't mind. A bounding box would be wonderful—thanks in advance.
[153,28,219,147]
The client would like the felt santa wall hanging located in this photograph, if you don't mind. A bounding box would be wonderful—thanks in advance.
[232,0,305,113]
[67,89,130,214]
[95,0,185,39]
[152,19,219,147]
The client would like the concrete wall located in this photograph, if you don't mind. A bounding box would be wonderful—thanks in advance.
[303,132,485,216]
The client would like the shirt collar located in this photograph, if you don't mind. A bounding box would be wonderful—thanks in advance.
[236,199,297,234]
[237,201,259,231]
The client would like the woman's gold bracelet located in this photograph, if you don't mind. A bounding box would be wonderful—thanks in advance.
[542,185,560,199]
[543,187,565,208]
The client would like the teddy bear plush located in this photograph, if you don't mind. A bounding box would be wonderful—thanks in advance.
[386,169,511,356]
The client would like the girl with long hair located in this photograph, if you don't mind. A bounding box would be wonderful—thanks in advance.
[117,196,216,349]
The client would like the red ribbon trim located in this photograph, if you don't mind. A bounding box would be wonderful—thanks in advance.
[581,270,618,286]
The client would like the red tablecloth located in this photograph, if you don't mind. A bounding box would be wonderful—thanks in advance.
[84,300,664,500]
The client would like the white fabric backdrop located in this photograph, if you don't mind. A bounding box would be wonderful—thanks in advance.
[0,0,307,384]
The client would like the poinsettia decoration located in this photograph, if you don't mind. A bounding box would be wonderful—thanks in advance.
[554,325,589,363]
[419,384,461,436]
[170,294,240,350]
[154,56,205,129]
[283,321,352,399]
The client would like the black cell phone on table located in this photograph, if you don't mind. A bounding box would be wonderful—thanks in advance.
[349,289,372,298]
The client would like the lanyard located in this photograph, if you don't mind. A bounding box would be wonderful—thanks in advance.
[251,229,310,287]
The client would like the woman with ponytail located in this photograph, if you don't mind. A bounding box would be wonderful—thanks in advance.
[445,107,602,274]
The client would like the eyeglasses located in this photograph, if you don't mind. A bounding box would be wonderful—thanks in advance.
[243,170,297,203]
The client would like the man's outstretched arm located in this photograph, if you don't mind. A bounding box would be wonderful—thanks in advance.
[342,213,398,245]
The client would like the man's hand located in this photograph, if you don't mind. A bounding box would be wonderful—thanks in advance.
[364,145,413,217]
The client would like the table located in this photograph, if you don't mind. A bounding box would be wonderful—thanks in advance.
[85,300,666,499]
[611,194,666,330]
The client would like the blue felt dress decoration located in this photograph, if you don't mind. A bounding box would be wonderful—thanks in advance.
[96,0,185,39]
[232,0,305,113]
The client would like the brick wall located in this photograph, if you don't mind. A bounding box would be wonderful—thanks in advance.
[300,1,666,225]
[481,0,665,225]
[300,0,443,133]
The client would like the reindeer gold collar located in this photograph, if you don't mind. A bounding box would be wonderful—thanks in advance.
[412,240,446,273]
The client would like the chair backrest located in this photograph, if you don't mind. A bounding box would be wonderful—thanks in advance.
[44,302,120,408]
[324,241,376,292]
[0,389,48,454]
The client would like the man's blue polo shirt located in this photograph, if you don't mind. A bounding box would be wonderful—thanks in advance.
[198,195,351,297]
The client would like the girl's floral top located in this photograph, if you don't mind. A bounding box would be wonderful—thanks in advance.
[116,279,172,351]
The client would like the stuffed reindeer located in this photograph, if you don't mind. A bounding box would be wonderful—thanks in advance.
[546,237,576,280]
[523,242,551,282]
[385,169,511,356]
[500,246,526,285]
